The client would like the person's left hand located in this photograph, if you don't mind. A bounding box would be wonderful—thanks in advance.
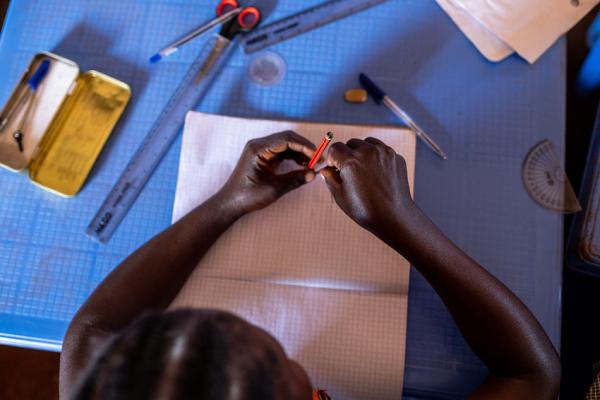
[216,131,316,215]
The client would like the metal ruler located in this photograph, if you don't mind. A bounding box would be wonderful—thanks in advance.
[242,0,387,53]
[87,35,235,243]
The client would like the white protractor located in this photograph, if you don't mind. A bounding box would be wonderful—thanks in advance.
[522,139,581,213]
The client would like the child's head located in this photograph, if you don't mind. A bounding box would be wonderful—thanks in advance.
[71,308,313,400]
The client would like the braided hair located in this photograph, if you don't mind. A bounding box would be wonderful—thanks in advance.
[71,309,286,400]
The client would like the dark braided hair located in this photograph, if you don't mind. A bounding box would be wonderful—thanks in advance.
[71,309,287,400]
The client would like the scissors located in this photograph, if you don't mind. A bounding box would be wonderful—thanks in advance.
[218,0,261,39]
[150,0,260,63]
[193,1,260,83]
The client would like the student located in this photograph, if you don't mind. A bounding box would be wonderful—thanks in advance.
[60,132,561,399]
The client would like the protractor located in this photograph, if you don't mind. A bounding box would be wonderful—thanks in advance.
[522,139,581,213]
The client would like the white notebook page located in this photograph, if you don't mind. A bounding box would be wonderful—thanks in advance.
[170,111,416,399]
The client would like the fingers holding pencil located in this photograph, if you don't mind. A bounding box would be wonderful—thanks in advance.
[319,137,415,236]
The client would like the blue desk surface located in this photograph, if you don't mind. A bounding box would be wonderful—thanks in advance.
[0,1,564,398]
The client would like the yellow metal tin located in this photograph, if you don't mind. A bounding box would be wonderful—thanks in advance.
[29,71,130,196]
[0,53,130,196]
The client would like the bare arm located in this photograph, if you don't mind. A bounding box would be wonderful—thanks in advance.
[60,131,316,398]
[321,137,560,399]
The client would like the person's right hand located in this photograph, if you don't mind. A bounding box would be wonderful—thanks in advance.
[320,137,417,241]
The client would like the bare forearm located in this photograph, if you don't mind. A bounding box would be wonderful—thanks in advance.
[382,206,559,384]
[71,194,240,333]
[321,138,560,398]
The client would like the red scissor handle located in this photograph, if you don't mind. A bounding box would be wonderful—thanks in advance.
[217,1,261,38]
[216,0,239,17]
[237,6,260,30]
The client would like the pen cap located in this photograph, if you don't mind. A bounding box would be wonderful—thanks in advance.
[359,73,385,104]
[27,59,51,90]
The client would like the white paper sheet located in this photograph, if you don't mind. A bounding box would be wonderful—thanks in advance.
[436,0,514,62]
[170,112,416,398]
[437,0,600,63]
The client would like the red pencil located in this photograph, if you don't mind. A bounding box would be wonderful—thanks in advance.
[308,132,333,170]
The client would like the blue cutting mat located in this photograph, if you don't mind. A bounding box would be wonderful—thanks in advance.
[0,0,565,398]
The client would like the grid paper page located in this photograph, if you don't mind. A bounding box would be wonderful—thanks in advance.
[172,277,409,399]
[169,111,416,398]
[172,112,416,292]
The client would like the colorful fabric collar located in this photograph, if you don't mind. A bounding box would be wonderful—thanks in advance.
[313,389,331,400]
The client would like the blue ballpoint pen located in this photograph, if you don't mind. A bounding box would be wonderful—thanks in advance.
[149,7,241,63]
[0,59,51,133]
[359,72,448,160]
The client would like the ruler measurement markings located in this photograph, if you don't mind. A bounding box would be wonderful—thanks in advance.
[522,139,581,214]
[242,0,387,53]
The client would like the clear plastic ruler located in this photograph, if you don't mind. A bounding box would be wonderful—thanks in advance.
[242,0,388,53]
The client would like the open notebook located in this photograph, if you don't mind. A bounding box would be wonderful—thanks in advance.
[170,112,416,399]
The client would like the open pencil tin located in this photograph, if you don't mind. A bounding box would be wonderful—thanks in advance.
[0,52,131,196]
